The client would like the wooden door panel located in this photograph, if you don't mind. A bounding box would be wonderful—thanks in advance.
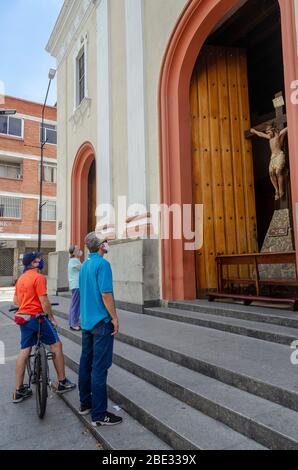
[191,46,258,291]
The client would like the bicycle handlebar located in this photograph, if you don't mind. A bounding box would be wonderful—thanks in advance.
[9,307,18,312]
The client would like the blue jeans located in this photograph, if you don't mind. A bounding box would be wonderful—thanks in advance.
[79,320,114,421]
[69,288,80,328]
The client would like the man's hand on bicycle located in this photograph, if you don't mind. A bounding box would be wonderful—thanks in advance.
[50,317,58,330]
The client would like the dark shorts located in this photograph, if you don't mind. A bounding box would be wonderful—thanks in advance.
[20,316,60,350]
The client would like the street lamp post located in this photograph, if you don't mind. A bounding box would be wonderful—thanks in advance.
[37,68,56,252]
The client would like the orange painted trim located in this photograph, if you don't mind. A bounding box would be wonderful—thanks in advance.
[159,0,298,301]
[71,142,96,251]
[279,0,298,269]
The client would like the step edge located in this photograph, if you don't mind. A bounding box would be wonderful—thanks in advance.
[64,352,265,451]
[113,351,298,450]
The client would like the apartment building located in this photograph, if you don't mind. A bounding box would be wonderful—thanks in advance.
[0,96,57,286]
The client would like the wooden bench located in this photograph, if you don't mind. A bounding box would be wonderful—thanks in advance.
[208,252,298,310]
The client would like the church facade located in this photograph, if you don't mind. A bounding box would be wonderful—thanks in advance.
[47,0,298,309]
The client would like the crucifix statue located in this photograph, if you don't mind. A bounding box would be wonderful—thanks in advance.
[246,92,288,201]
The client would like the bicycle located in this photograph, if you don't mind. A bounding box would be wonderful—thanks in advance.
[10,303,59,419]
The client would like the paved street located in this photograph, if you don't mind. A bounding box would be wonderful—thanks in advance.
[0,312,100,450]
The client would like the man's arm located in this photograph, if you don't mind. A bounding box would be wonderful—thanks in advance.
[250,128,270,139]
[279,127,288,146]
[102,293,119,336]
[39,295,58,329]
[280,127,288,137]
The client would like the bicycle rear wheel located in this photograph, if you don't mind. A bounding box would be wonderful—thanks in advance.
[35,345,48,419]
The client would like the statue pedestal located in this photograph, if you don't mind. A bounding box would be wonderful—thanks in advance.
[259,208,296,279]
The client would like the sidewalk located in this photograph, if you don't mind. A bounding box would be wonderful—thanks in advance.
[0,312,100,450]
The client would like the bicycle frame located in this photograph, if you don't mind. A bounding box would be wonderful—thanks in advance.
[27,316,54,389]
[10,302,60,419]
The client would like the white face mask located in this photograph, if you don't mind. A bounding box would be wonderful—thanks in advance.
[102,242,109,253]
[74,247,83,257]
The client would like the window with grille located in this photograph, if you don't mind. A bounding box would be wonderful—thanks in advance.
[77,48,85,106]
[40,201,56,221]
[0,248,14,276]
[0,196,22,219]
[40,123,57,145]
[0,162,22,179]
[38,163,57,183]
[0,116,23,138]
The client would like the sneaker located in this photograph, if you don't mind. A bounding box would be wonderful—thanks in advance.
[13,385,33,403]
[56,378,76,394]
[92,412,123,427]
[70,326,81,332]
[79,404,92,416]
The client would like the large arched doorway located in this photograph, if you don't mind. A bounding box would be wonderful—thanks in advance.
[71,142,96,251]
[159,0,298,301]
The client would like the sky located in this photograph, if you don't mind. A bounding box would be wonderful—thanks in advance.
[0,0,64,106]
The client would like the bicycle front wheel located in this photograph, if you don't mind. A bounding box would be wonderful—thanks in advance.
[35,345,48,419]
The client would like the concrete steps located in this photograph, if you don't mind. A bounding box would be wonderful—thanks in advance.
[49,304,298,449]
[59,338,172,450]
[0,305,171,451]
[144,306,298,346]
[167,300,298,329]
[51,305,298,409]
[59,334,265,450]
[109,310,298,413]
[52,313,298,450]
[3,297,298,450]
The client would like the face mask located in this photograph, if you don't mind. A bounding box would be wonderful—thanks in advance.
[33,259,44,271]
[102,242,109,253]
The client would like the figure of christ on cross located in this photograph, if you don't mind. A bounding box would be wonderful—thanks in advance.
[250,124,288,200]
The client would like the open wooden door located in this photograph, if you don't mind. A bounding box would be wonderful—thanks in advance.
[190,46,258,292]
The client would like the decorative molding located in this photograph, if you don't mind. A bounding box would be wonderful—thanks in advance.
[69,96,92,132]
[0,191,56,201]
[46,0,96,68]
[0,233,56,241]
[96,0,113,207]
[0,150,57,164]
[72,33,89,113]
[14,113,56,126]
[125,0,147,208]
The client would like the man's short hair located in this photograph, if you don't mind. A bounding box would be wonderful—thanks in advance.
[85,232,106,253]
[69,245,76,256]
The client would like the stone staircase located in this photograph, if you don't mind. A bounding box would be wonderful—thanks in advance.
[2,297,298,450]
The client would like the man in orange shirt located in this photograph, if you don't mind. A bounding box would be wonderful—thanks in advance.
[13,252,76,403]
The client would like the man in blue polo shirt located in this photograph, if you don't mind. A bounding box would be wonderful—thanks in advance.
[78,232,122,427]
